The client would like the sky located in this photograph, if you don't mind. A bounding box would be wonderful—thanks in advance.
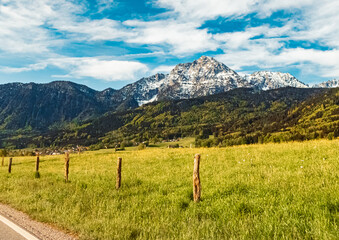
[0,0,339,90]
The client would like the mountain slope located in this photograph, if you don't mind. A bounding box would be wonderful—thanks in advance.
[157,56,250,100]
[22,87,328,147]
[245,71,309,90]
[0,56,332,134]
[0,81,121,130]
[2,87,337,148]
[100,87,330,146]
[313,79,339,88]
[115,73,166,106]
[115,56,310,105]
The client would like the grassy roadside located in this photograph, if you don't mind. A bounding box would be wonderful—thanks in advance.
[0,140,338,239]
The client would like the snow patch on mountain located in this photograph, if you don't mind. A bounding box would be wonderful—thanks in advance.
[313,79,339,88]
[245,71,309,90]
[116,56,312,106]
[157,56,251,100]
[137,94,158,106]
[116,73,167,105]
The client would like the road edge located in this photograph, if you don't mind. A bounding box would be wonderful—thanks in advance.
[0,214,40,240]
[0,202,77,240]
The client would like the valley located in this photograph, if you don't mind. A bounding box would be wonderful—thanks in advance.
[0,57,338,149]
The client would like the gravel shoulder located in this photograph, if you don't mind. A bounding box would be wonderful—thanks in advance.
[0,202,77,240]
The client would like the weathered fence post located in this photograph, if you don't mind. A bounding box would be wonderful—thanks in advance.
[8,157,12,173]
[116,157,122,190]
[35,152,40,178]
[1,156,4,167]
[36,153,40,172]
[65,152,70,182]
[193,154,201,202]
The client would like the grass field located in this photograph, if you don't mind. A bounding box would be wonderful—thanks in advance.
[0,140,338,239]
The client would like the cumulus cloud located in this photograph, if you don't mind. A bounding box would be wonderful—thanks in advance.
[0,0,85,53]
[54,18,134,41]
[153,0,315,21]
[290,0,339,48]
[1,0,339,82]
[0,0,131,54]
[154,0,257,21]
[124,20,218,55]
[1,57,149,81]
[56,58,149,81]
[151,65,175,74]
[216,47,339,80]
[97,0,116,13]
[1,62,48,73]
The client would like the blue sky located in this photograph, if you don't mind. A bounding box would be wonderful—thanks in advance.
[0,0,339,90]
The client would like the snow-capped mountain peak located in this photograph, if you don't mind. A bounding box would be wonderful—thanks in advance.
[157,56,250,100]
[245,71,309,90]
[115,73,167,106]
[313,79,339,88]
[114,56,312,107]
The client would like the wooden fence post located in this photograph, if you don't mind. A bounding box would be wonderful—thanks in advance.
[193,154,201,202]
[1,156,4,167]
[65,152,70,182]
[116,157,122,190]
[35,153,40,178]
[36,153,40,172]
[8,158,12,173]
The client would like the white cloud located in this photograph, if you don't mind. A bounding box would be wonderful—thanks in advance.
[1,57,149,81]
[289,0,339,48]
[97,0,116,12]
[124,20,218,55]
[151,65,175,74]
[1,0,339,83]
[153,0,315,21]
[1,62,48,73]
[0,0,131,54]
[216,47,339,80]
[0,0,83,53]
[54,18,134,41]
[154,0,258,21]
[199,0,339,80]
[58,58,149,81]
[256,0,315,17]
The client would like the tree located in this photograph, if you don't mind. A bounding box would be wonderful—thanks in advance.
[137,143,146,150]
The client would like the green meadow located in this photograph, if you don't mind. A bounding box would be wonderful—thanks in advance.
[0,140,338,239]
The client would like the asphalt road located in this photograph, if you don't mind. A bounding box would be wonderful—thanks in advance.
[0,220,27,240]
[0,203,74,240]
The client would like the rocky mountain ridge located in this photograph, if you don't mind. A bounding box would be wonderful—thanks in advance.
[0,56,337,131]
[313,79,339,88]
[157,56,250,100]
[115,56,332,106]
[244,71,309,90]
[0,81,122,130]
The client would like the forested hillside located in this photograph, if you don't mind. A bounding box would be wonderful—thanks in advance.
[1,87,337,149]
[101,87,339,147]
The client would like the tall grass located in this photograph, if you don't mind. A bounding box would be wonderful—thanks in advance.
[0,140,338,239]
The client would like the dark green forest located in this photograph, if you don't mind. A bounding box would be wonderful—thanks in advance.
[1,87,338,149]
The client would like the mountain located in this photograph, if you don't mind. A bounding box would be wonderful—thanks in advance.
[98,87,333,147]
[156,56,250,100]
[245,71,309,90]
[0,56,334,132]
[0,81,122,130]
[116,73,166,106]
[313,79,339,88]
[115,56,309,105]
[11,87,334,149]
